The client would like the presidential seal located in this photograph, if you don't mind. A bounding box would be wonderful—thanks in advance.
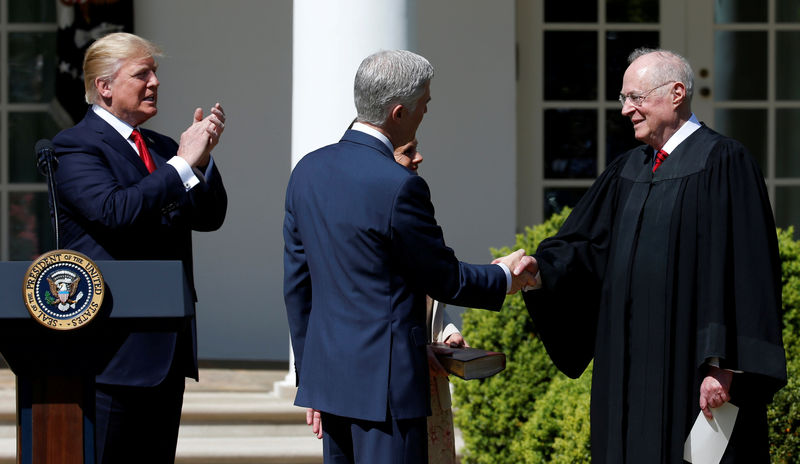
[22,250,105,330]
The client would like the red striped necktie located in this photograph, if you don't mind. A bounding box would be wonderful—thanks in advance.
[130,129,156,173]
[653,149,668,173]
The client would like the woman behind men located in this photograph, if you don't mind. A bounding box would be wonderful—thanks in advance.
[395,139,461,464]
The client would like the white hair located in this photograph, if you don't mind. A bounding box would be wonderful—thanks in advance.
[628,47,694,101]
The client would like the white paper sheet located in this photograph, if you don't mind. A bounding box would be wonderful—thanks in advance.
[683,402,739,464]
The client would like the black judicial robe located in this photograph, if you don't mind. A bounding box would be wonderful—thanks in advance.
[524,125,786,463]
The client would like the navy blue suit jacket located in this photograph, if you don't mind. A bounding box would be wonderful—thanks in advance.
[284,130,506,422]
[52,109,227,387]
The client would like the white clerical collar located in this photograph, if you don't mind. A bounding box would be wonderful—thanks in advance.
[92,104,137,140]
[351,121,394,154]
[659,113,701,155]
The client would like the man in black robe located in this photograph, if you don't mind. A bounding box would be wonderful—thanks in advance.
[519,48,787,463]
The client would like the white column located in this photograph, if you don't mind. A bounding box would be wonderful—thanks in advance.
[290,0,416,167]
[275,0,415,399]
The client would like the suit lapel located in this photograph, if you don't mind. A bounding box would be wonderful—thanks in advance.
[85,110,151,176]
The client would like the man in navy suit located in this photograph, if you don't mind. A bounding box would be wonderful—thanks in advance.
[284,50,534,463]
[51,32,227,463]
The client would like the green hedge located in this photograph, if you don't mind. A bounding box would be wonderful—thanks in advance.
[768,228,800,463]
[453,211,800,463]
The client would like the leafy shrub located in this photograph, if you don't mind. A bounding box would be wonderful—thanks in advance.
[768,227,800,462]
[510,367,592,463]
[454,216,800,463]
[768,356,800,463]
[453,209,571,464]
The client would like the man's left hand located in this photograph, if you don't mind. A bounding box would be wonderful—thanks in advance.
[699,365,733,419]
[177,103,226,168]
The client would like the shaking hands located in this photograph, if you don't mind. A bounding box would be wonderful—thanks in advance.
[493,249,539,294]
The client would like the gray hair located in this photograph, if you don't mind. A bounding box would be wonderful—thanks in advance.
[354,50,434,127]
[628,47,694,101]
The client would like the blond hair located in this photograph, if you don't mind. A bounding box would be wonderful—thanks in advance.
[83,32,163,104]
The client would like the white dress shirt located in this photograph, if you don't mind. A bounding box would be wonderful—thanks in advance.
[91,104,211,191]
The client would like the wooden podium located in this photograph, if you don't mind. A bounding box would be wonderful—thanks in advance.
[0,260,192,464]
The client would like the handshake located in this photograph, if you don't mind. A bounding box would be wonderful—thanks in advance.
[493,249,539,294]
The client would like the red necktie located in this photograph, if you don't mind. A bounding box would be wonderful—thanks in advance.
[130,129,156,173]
[653,149,668,172]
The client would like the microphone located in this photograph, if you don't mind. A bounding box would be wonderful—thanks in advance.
[34,139,60,248]
[35,138,57,176]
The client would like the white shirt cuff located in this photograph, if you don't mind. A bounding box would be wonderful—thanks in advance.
[523,271,543,292]
[496,262,512,293]
[441,323,460,343]
[167,156,200,191]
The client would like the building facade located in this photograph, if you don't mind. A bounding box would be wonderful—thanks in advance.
[1,0,797,361]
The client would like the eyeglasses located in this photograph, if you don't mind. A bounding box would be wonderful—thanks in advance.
[618,81,675,107]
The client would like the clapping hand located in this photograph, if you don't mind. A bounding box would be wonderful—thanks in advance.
[177,103,226,168]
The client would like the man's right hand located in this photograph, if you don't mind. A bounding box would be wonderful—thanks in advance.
[306,408,322,439]
[494,249,539,294]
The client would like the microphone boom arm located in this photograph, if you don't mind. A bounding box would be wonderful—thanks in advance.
[35,139,60,250]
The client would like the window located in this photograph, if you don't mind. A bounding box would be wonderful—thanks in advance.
[518,0,800,237]
[2,0,57,260]
[710,0,800,235]
[518,0,660,226]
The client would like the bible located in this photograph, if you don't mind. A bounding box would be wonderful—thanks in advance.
[433,345,506,380]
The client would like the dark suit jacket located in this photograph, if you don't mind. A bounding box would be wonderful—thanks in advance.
[284,129,506,422]
[52,108,227,387]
